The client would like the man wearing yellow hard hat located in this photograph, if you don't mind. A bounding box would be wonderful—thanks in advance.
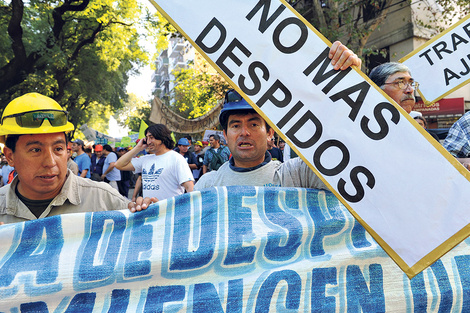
[0,93,134,224]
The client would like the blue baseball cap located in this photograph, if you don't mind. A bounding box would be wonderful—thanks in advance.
[219,89,254,127]
[177,138,190,146]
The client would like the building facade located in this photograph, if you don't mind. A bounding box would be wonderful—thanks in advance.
[365,0,469,129]
[153,36,219,105]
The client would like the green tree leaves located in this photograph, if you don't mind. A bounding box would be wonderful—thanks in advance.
[0,0,153,130]
[171,66,229,119]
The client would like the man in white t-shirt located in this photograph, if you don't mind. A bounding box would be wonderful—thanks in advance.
[115,124,194,201]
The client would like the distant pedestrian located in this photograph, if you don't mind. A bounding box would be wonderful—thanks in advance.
[193,141,204,181]
[90,144,105,181]
[184,135,195,153]
[176,138,198,171]
[0,154,14,186]
[67,143,79,175]
[203,134,230,174]
[101,144,121,191]
[71,139,91,178]
[267,136,283,162]
[117,147,132,198]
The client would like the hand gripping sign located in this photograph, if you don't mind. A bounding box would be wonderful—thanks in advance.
[150,0,470,278]
[400,14,470,105]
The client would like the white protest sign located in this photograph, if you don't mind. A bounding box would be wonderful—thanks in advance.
[149,0,470,278]
[400,15,470,104]
[203,129,225,144]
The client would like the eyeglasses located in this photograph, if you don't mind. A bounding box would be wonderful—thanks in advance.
[383,80,419,90]
[1,109,69,128]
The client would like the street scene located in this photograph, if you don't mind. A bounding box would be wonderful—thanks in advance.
[0,0,470,311]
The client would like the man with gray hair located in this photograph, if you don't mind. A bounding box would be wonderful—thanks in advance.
[369,62,419,114]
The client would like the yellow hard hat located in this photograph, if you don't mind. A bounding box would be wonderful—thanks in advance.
[0,93,74,143]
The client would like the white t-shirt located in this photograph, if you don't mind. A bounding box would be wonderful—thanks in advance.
[131,150,194,200]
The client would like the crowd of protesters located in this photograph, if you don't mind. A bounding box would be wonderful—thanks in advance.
[0,136,140,199]
[0,103,295,204]
[0,42,372,221]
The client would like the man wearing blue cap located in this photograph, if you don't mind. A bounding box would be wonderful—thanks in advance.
[194,88,328,190]
[176,138,199,171]
[71,138,91,178]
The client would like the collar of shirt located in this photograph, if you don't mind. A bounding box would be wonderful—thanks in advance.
[229,151,272,172]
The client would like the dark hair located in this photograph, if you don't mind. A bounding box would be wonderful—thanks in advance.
[145,124,175,149]
[5,135,20,153]
[5,133,68,153]
[221,109,272,133]
[103,144,113,152]
[209,134,220,141]
[184,135,192,142]
[414,115,427,127]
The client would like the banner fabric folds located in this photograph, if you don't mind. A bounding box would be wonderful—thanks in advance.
[1,186,470,311]
[149,97,222,134]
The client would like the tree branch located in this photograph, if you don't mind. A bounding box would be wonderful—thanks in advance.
[7,0,25,63]
[0,0,41,96]
[71,22,104,60]
[52,0,90,39]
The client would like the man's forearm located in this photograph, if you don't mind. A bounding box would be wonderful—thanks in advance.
[115,148,141,170]
[107,163,116,173]
[183,180,194,193]
[102,164,115,177]
[132,176,142,201]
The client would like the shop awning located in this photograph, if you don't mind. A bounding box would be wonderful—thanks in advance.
[414,97,465,117]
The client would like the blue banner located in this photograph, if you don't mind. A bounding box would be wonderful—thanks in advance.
[0,186,469,311]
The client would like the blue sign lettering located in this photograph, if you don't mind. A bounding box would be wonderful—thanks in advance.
[0,217,63,297]
[169,191,217,271]
[75,211,126,290]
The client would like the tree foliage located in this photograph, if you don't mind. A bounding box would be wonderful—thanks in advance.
[152,10,178,53]
[171,65,230,119]
[287,0,469,60]
[413,0,469,34]
[116,93,152,132]
[287,0,394,58]
[0,0,152,129]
